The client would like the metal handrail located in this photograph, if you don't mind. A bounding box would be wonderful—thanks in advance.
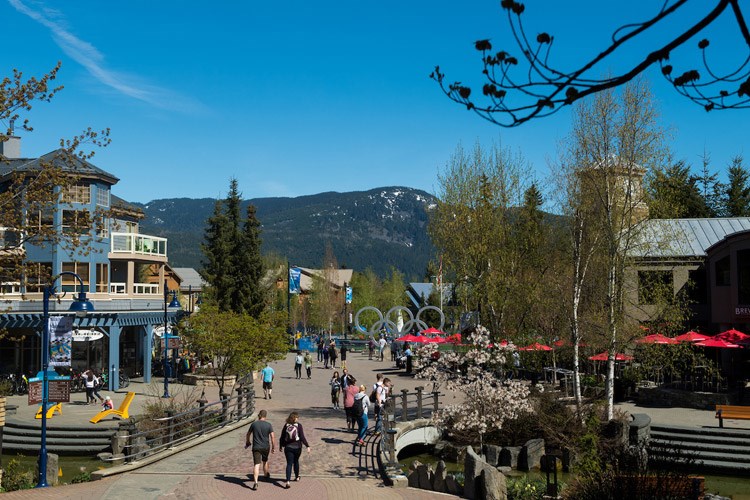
[108,385,254,463]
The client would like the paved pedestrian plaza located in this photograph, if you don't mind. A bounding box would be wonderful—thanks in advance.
[3,345,747,499]
[2,346,449,499]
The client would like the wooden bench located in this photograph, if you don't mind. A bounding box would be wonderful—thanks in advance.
[90,392,135,424]
[715,404,750,428]
[35,402,62,420]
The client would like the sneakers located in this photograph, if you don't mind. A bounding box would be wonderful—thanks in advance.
[357,439,365,446]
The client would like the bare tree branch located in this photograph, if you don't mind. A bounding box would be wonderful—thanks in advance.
[432,0,750,127]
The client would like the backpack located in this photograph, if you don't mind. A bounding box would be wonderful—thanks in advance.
[370,388,378,403]
[352,397,365,418]
[285,423,299,442]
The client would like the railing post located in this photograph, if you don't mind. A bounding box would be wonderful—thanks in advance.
[220,392,229,423]
[250,385,255,417]
[236,386,244,421]
[432,391,440,415]
[400,389,409,422]
[166,410,175,447]
[198,393,208,435]
[415,386,424,419]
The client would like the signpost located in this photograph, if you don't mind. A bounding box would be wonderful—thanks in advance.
[161,337,181,350]
[28,374,71,406]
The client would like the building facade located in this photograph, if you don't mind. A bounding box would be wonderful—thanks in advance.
[0,136,182,389]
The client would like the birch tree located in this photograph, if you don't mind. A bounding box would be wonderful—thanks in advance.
[561,78,668,419]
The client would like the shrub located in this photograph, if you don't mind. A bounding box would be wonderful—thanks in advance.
[70,471,92,483]
[0,459,35,492]
[507,477,547,500]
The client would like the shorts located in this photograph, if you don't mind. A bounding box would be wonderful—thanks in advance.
[345,406,353,422]
[263,381,273,390]
[253,448,270,465]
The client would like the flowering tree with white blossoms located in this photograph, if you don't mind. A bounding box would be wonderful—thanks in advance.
[414,326,533,450]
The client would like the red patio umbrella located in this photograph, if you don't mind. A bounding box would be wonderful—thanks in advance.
[674,331,709,343]
[635,333,679,345]
[553,339,588,348]
[396,334,423,343]
[424,336,448,344]
[715,329,750,343]
[518,342,553,351]
[421,327,445,335]
[695,338,741,348]
[588,351,634,361]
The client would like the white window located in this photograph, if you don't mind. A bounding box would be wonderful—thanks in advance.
[96,188,110,207]
[62,184,92,204]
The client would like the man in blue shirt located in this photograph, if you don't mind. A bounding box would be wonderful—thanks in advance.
[260,362,275,399]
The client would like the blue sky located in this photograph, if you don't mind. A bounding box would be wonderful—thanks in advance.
[4,1,748,204]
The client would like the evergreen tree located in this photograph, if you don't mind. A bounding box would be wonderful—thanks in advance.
[724,156,750,217]
[647,161,710,218]
[201,179,265,316]
[201,200,232,311]
[237,205,265,318]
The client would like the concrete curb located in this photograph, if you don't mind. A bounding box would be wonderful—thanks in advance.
[90,412,257,480]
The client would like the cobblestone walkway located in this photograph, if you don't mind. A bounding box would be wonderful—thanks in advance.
[2,348,444,499]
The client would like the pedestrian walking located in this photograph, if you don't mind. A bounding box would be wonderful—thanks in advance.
[322,343,330,368]
[317,339,324,362]
[303,351,313,379]
[260,362,275,399]
[344,375,358,431]
[404,343,413,374]
[245,409,275,490]
[378,336,387,362]
[329,342,338,368]
[330,370,342,409]
[84,369,103,405]
[368,338,375,360]
[373,377,391,434]
[279,411,311,489]
[353,384,371,446]
[294,351,304,380]
[340,344,347,370]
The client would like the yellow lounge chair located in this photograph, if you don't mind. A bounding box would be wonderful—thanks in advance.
[35,402,62,419]
[90,392,135,424]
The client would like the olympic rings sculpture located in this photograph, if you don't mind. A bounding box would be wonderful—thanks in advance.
[353,305,445,338]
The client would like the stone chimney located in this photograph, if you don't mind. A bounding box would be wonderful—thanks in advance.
[1,120,21,159]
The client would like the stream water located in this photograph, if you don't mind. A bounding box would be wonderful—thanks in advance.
[1,453,110,483]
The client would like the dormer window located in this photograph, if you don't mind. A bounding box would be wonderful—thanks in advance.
[63,183,92,204]
[96,188,110,207]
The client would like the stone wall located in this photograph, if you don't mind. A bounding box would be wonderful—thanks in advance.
[637,386,734,409]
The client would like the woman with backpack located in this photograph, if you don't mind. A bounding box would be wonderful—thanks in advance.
[330,370,342,409]
[343,375,358,431]
[279,412,311,489]
[329,342,338,368]
[353,384,371,446]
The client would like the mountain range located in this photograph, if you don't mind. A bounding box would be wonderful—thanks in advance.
[135,186,437,278]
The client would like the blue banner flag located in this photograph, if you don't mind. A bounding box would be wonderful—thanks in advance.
[289,267,301,294]
[345,286,352,304]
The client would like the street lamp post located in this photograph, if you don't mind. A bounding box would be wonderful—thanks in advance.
[162,280,180,398]
[38,271,94,488]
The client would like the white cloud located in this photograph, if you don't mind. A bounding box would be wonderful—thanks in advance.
[9,0,204,113]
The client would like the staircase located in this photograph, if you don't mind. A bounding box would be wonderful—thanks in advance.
[2,419,116,456]
[649,424,750,476]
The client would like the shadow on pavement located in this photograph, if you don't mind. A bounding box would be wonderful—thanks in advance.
[214,474,252,489]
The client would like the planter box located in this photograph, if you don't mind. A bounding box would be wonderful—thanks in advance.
[182,374,236,387]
